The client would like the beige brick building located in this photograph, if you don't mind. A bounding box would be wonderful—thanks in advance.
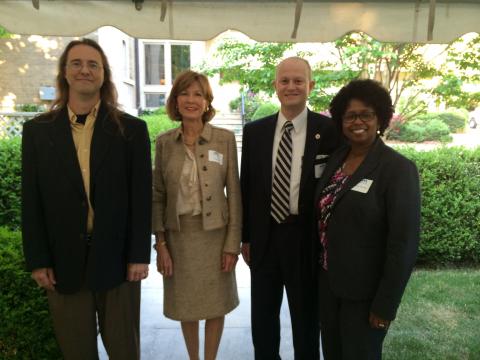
[0,35,79,111]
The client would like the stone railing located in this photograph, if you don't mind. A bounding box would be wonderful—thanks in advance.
[0,112,41,138]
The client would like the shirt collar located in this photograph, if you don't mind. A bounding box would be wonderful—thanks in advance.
[277,107,308,134]
[67,100,101,125]
[175,122,213,143]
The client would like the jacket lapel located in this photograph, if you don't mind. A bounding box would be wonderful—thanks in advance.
[314,145,349,201]
[262,114,278,196]
[49,108,86,199]
[334,138,384,205]
[90,104,114,182]
[299,109,322,194]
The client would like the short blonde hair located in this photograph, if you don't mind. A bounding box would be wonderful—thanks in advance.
[275,56,312,81]
[166,70,216,123]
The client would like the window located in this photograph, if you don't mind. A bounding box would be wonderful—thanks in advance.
[141,41,192,108]
[171,44,190,81]
[144,44,165,85]
[145,93,166,108]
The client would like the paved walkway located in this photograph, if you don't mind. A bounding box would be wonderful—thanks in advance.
[96,127,480,359]
[99,247,306,359]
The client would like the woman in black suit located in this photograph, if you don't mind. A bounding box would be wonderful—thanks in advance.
[315,79,420,359]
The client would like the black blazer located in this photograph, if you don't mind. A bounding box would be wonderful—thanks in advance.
[22,104,152,294]
[241,110,338,269]
[314,138,420,320]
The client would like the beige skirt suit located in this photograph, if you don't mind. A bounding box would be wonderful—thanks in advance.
[152,123,241,321]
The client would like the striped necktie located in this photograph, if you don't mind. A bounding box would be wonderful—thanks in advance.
[271,121,294,223]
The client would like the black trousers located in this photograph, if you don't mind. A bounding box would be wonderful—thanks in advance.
[318,267,387,360]
[251,219,319,360]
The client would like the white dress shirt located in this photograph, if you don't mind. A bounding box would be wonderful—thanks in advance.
[271,107,308,215]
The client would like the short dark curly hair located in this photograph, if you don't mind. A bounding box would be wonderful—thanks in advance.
[329,79,394,136]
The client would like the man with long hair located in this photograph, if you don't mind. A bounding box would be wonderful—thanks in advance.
[21,38,152,359]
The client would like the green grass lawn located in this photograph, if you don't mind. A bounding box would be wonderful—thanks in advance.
[383,269,480,360]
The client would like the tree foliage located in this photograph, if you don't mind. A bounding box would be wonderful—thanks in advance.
[0,25,11,38]
[312,33,440,118]
[203,39,293,95]
[204,32,480,117]
[433,34,480,110]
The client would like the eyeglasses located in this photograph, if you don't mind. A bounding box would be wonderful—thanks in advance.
[66,60,103,73]
[342,111,376,123]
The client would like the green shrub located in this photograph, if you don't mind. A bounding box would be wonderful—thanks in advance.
[437,111,466,133]
[0,137,21,229]
[0,227,61,359]
[140,107,178,158]
[398,146,480,265]
[229,93,262,122]
[14,104,46,113]
[397,120,427,142]
[423,119,452,142]
[391,116,452,143]
[251,102,279,121]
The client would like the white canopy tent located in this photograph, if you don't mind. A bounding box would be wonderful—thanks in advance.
[0,0,479,43]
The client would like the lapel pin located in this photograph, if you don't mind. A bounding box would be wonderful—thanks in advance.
[315,133,321,140]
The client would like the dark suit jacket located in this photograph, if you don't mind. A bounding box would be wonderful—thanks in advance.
[314,138,420,320]
[22,104,152,294]
[241,110,338,269]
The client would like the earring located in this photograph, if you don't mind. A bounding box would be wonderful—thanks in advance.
[376,129,381,135]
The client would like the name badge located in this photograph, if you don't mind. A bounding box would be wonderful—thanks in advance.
[352,179,373,194]
[314,154,329,178]
[315,164,326,178]
[316,154,329,161]
[208,150,224,165]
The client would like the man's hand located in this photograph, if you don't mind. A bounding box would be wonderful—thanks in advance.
[241,243,250,266]
[32,268,56,291]
[221,252,238,272]
[369,312,391,330]
[127,263,149,282]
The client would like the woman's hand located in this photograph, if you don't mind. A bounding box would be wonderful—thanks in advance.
[221,252,238,272]
[369,312,391,330]
[156,245,173,277]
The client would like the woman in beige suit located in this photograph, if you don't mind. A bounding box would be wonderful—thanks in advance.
[152,70,241,360]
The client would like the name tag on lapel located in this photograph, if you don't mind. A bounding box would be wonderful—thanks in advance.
[352,179,373,193]
[208,150,224,165]
[314,154,329,178]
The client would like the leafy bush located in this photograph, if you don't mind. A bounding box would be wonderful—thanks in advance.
[424,119,452,142]
[251,102,279,121]
[139,107,178,158]
[229,92,262,122]
[398,146,480,265]
[388,116,452,143]
[0,137,21,229]
[396,120,427,142]
[14,104,46,113]
[0,227,62,359]
[437,111,466,133]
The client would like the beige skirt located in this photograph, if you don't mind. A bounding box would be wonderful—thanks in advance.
[163,215,239,321]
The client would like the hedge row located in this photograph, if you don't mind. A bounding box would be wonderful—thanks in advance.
[0,138,479,264]
[398,146,480,265]
[387,110,468,143]
[0,227,61,359]
[0,137,21,230]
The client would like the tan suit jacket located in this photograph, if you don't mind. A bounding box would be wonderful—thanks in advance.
[152,123,241,254]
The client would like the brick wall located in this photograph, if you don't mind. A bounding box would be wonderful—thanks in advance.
[0,35,82,111]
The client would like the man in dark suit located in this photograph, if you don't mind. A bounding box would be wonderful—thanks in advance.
[22,38,152,360]
[241,57,338,359]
